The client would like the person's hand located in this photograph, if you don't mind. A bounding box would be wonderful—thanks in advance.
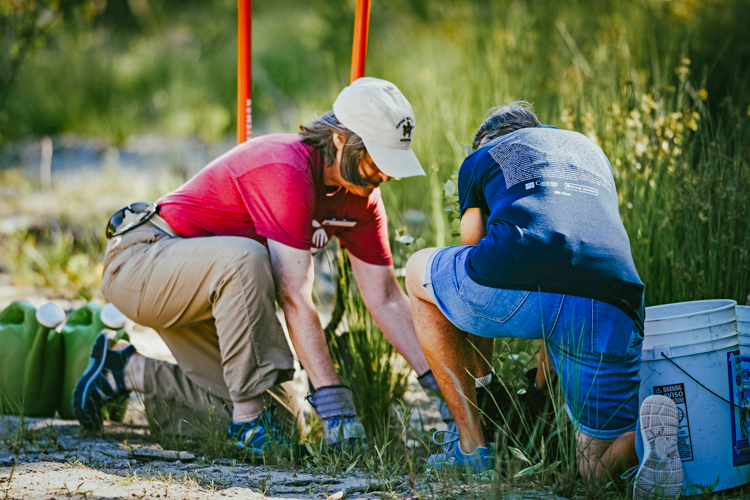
[311,220,328,250]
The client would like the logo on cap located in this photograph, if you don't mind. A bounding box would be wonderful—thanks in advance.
[396,117,414,142]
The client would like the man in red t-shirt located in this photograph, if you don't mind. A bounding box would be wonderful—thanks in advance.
[73,78,452,451]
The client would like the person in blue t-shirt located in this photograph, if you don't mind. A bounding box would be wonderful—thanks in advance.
[405,102,683,498]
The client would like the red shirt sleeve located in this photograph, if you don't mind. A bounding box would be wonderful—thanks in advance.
[234,164,314,250]
[336,190,393,266]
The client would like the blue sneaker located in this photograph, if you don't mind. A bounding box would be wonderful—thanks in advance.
[428,428,459,463]
[229,409,294,455]
[428,430,495,473]
[73,332,135,431]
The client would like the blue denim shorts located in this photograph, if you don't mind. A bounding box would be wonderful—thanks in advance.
[424,245,643,439]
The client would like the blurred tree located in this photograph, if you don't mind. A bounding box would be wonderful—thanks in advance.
[0,0,86,115]
[306,0,354,68]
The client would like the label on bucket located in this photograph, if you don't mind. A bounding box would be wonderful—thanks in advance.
[653,383,694,462]
[743,353,750,445]
[727,350,750,466]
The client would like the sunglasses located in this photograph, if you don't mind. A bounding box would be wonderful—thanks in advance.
[106,202,159,239]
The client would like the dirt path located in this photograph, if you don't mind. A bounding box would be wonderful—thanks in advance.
[2,461,275,499]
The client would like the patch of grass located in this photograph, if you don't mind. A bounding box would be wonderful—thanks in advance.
[2,229,103,300]
[137,367,436,481]
[0,405,29,454]
[0,405,62,454]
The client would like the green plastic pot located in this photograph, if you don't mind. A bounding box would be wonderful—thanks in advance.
[0,301,65,417]
[59,303,130,421]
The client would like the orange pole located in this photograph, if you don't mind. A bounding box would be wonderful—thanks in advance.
[350,0,371,83]
[237,0,252,143]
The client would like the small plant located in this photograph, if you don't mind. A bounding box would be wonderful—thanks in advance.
[257,472,273,495]
[73,481,93,498]
[394,401,418,497]
[0,409,28,454]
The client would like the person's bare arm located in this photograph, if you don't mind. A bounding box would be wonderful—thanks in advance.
[348,254,430,375]
[267,240,340,388]
[460,207,487,246]
[460,207,494,377]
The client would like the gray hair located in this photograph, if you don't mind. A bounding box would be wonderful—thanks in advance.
[472,101,541,151]
[299,111,370,187]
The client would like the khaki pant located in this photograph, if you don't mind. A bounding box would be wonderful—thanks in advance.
[141,357,298,436]
[102,219,296,434]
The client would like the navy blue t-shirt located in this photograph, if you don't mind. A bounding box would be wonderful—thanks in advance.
[459,125,645,332]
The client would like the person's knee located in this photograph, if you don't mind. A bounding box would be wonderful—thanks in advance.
[404,255,420,294]
[405,248,433,297]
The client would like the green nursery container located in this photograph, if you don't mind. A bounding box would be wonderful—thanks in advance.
[0,301,65,417]
[59,303,130,420]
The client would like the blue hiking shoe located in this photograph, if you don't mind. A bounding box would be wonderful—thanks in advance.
[428,430,495,473]
[428,428,459,463]
[73,332,136,431]
[229,408,295,455]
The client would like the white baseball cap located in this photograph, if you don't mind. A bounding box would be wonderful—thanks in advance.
[333,77,425,178]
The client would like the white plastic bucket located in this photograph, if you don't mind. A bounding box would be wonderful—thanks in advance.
[640,299,750,494]
[738,305,750,349]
